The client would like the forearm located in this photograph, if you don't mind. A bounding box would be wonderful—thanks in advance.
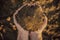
[17,31,29,40]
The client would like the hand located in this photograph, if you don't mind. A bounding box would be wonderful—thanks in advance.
[29,15,47,40]
[13,4,29,40]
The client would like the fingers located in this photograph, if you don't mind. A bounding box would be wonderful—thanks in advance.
[41,15,47,31]
[37,15,47,33]
[13,4,27,31]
